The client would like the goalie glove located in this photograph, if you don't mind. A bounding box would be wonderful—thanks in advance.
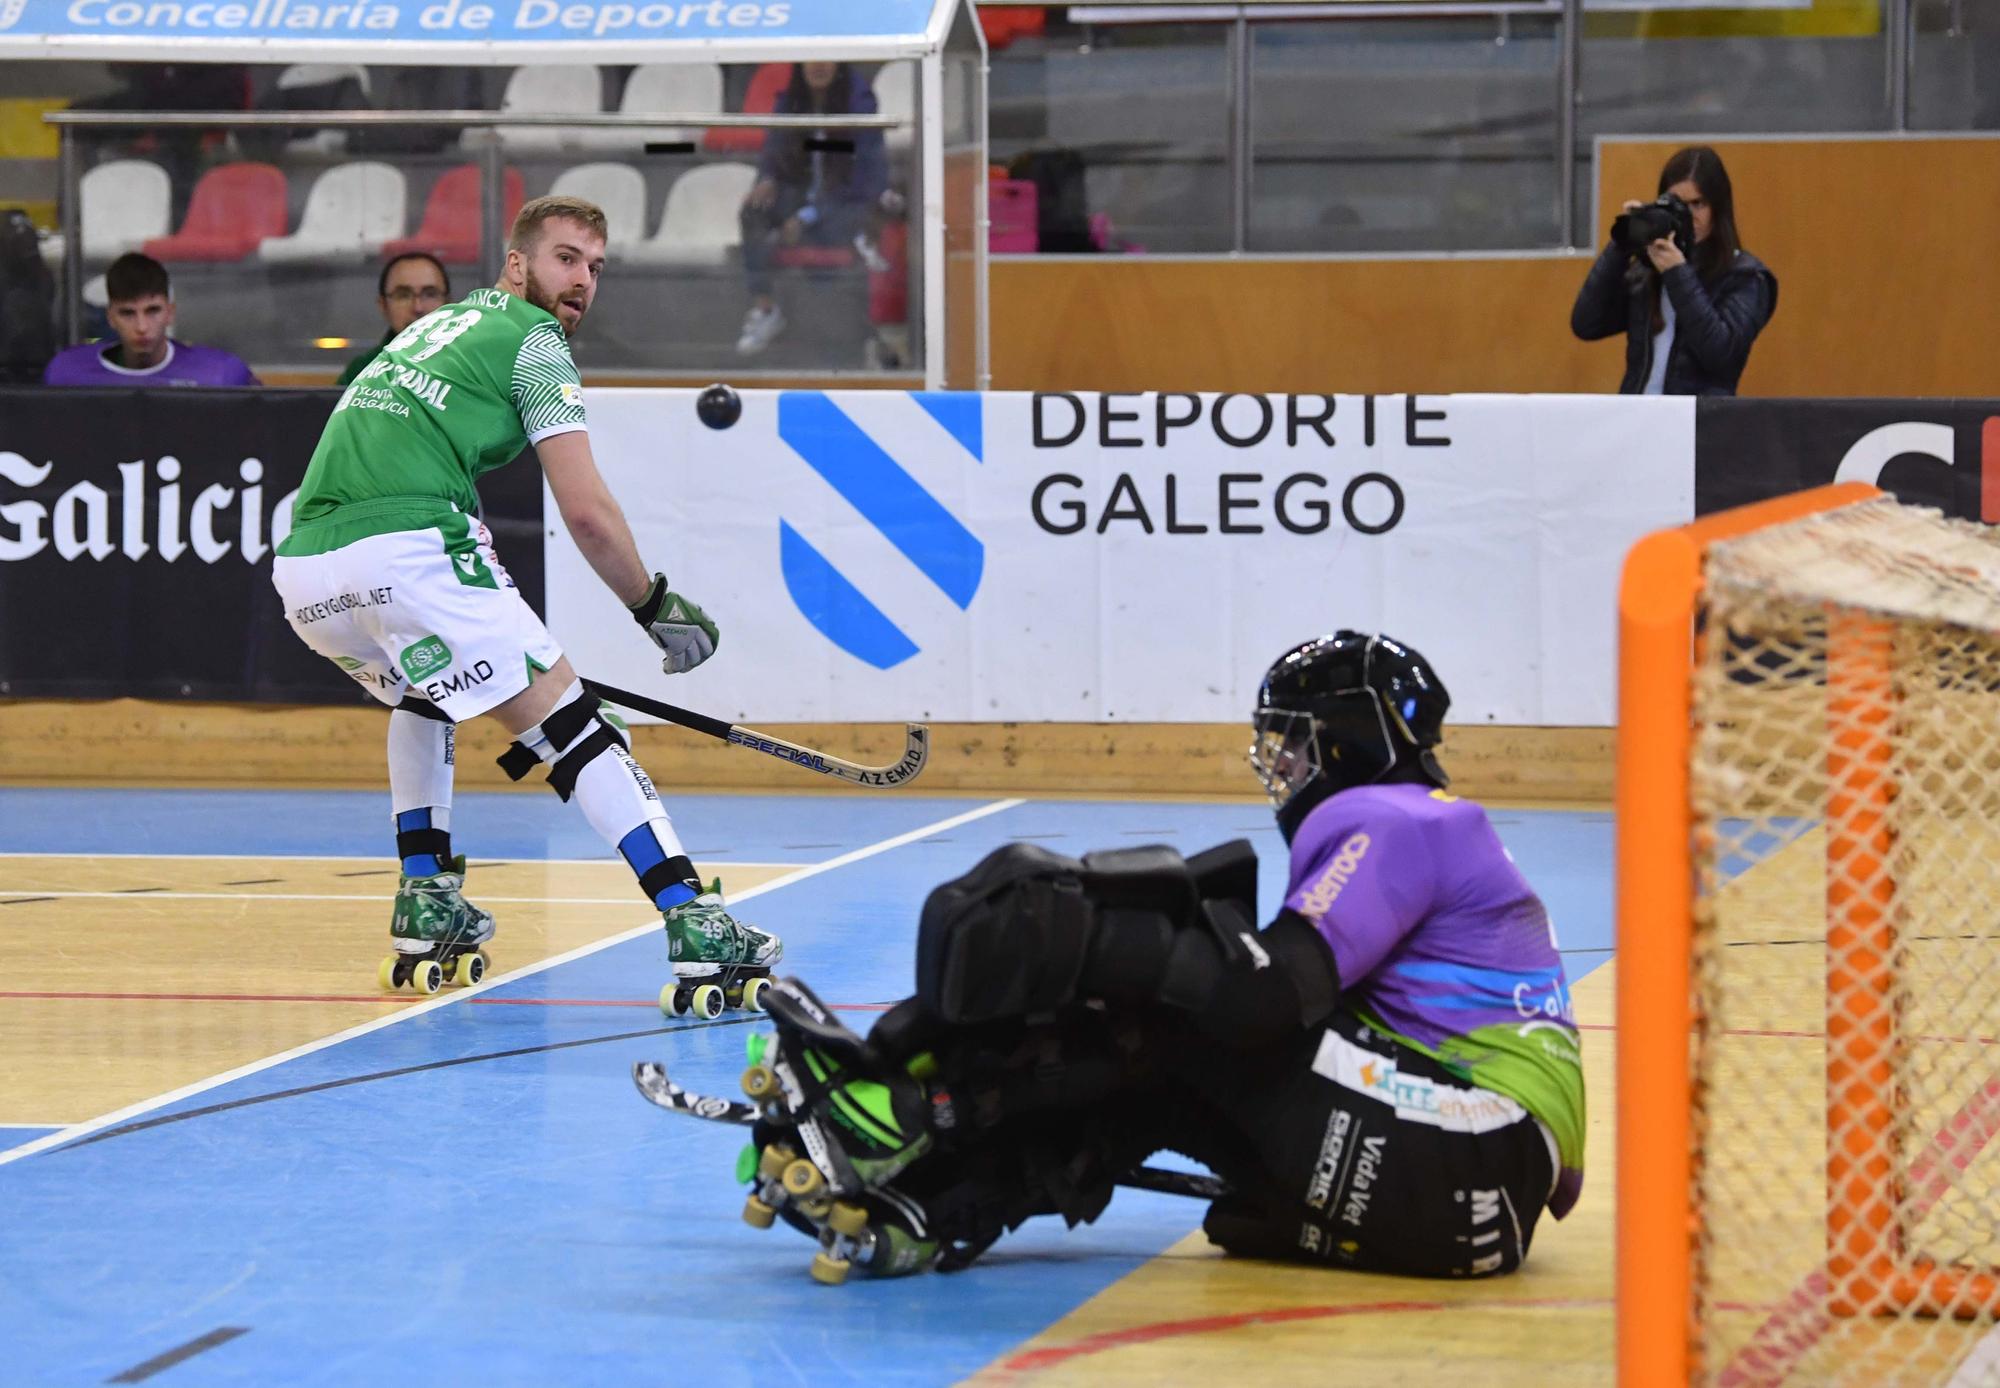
[630,573,719,675]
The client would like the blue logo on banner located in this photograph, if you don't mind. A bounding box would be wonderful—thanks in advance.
[777,391,983,670]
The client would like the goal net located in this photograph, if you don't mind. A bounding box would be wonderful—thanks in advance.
[1620,489,2000,1386]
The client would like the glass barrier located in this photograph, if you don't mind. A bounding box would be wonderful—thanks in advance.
[6,11,1998,303]
[1250,16,1564,254]
[989,20,1232,254]
[32,60,922,380]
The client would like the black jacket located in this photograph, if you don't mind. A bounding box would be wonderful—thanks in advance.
[1570,243,1778,396]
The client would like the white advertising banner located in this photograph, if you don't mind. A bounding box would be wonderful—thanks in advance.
[546,390,1696,727]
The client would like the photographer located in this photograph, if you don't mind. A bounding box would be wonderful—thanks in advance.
[1570,146,1777,396]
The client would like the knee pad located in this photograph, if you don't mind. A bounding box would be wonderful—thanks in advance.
[495,688,626,802]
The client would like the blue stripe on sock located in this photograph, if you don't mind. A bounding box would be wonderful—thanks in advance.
[620,824,697,910]
[619,824,667,876]
[654,882,698,910]
[401,854,445,877]
[395,809,433,833]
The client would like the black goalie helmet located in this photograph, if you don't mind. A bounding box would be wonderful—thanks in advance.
[1249,631,1451,840]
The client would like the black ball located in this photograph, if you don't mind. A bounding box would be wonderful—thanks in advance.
[696,383,742,430]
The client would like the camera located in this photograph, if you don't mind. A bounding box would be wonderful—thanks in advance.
[1612,191,1695,260]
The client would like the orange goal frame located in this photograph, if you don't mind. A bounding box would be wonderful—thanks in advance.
[1614,482,1895,1386]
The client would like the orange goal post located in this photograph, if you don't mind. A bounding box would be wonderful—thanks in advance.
[1618,483,2000,1386]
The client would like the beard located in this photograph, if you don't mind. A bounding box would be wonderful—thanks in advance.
[523,265,586,334]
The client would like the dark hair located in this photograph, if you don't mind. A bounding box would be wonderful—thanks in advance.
[1658,145,1742,284]
[781,61,855,116]
[105,252,169,305]
[376,251,450,299]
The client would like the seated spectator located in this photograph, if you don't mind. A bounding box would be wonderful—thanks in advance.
[1569,145,1776,397]
[43,253,258,386]
[734,61,889,356]
[338,252,451,386]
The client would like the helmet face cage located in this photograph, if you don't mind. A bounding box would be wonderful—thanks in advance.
[1249,706,1321,810]
[1248,686,1396,811]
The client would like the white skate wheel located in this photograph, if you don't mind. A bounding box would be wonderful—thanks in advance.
[692,984,725,1020]
[378,955,401,991]
[411,959,444,995]
[740,976,771,1011]
[660,984,688,1018]
[452,952,485,987]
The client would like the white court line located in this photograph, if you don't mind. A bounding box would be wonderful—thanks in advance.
[1946,1328,2000,1387]
[0,797,1025,1168]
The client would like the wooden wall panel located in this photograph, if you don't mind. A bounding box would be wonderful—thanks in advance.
[991,135,2000,400]
[1595,136,2000,400]
[990,255,1613,396]
[0,700,1610,804]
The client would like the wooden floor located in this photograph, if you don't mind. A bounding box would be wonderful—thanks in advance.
[1,787,1630,1385]
[975,967,1618,1387]
[0,855,800,1126]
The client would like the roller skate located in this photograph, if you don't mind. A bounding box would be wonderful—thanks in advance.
[659,878,782,1020]
[378,855,495,995]
[735,978,945,1284]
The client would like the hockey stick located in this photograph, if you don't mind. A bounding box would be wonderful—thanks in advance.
[584,679,929,788]
[632,1062,1232,1202]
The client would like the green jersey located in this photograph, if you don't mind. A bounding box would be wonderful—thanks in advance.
[280,288,586,557]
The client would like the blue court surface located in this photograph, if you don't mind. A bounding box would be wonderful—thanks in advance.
[0,787,1612,1386]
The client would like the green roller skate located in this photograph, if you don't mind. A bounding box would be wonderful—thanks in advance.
[659,878,782,1020]
[378,854,495,996]
[736,978,945,1285]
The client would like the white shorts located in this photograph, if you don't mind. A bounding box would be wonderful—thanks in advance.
[272,520,564,723]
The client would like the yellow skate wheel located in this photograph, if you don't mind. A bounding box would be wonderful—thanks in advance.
[756,1143,797,1182]
[742,1065,779,1102]
[691,984,725,1020]
[810,1251,851,1286]
[740,976,771,1011]
[378,955,401,991]
[782,1159,827,1201]
[411,959,444,995]
[452,952,485,987]
[742,1195,778,1230]
[828,1202,868,1237]
[660,984,688,1018]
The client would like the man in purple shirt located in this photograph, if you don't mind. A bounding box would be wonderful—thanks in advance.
[42,253,258,387]
[673,631,1584,1284]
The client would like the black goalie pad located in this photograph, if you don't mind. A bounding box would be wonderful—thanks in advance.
[916,843,1097,1024]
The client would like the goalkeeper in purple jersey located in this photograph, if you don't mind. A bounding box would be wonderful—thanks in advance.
[717,632,1583,1280]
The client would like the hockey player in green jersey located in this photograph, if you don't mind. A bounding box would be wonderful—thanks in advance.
[274,195,779,1010]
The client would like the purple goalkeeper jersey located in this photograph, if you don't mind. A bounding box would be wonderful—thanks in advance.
[43,340,258,387]
[1285,782,1585,1217]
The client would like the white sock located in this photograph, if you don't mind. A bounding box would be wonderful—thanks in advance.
[523,683,699,908]
[389,707,455,875]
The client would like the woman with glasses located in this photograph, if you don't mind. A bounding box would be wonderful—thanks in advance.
[337,252,451,387]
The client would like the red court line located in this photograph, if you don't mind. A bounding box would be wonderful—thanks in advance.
[989,1297,1612,1378]
[1715,1076,2000,1387]
[0,989,889,1010]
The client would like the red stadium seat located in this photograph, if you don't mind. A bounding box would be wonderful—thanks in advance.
[381,164,526,264]
[702,62,790,154]
[143,163,288,262]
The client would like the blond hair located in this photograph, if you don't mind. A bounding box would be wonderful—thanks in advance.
[509,195,609,252]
